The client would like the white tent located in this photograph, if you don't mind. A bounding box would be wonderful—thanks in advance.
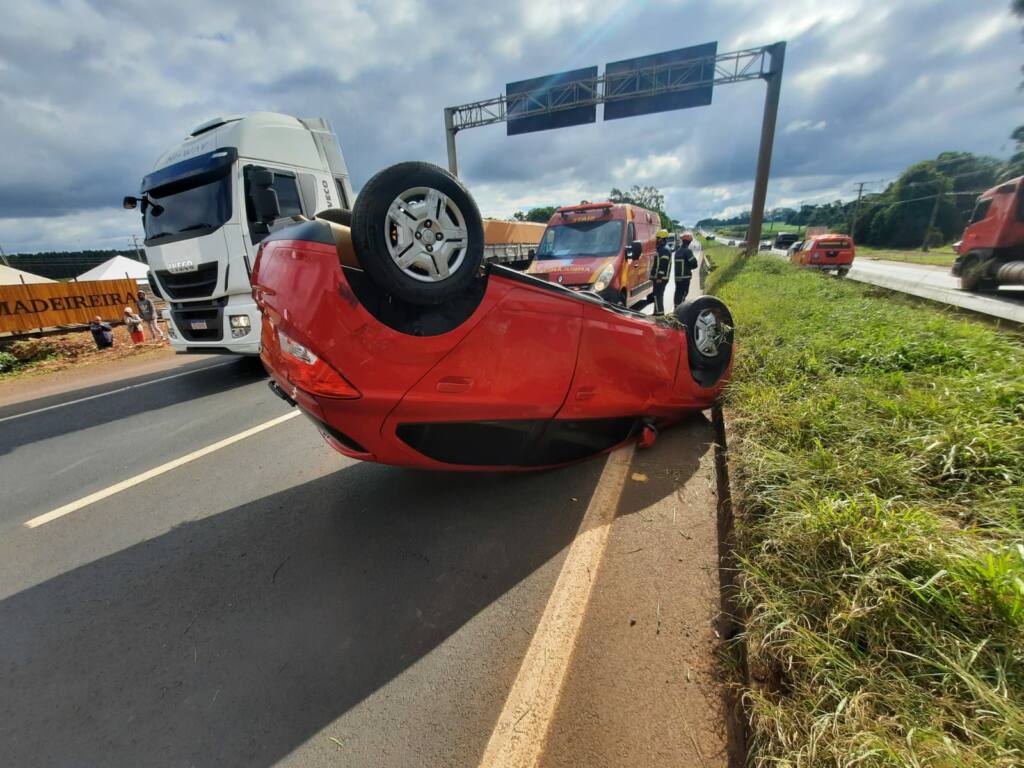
[0,263,55,285]
[76,255,149,285]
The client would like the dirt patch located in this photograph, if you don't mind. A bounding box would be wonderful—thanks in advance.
[0,325,172,383]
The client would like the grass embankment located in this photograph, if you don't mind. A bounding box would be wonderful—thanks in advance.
[857,244,959,268]
[705,249,1024,765]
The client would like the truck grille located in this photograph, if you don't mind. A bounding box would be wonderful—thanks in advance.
[170,298,225,342]
[156,263,219,300]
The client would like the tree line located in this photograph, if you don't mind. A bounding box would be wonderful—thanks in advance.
[698,146,1023,249]
[5,250,139,281]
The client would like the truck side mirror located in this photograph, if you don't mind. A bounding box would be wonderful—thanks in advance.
[249,167,281,224]
[627,240,643,260]
[123,196,138,210]
[252,188,281,223]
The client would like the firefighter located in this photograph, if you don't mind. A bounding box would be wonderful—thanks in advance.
[673,232,699,309]
[650,229,672,315]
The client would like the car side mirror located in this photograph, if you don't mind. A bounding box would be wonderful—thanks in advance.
[627,240,643,260]
[123,196,138,210]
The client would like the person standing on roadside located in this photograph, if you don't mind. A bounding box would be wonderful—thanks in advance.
[89,316,114,350]
[673,232,699,309]
[124,306,145,344]
[650,229,672,315]
[136,290,165,341]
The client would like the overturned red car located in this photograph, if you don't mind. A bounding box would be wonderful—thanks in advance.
[252,162,734,471]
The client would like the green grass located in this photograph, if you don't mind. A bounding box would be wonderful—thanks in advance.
[714,223,804,239]
[705,251,1024,766]
[857,244,959,268]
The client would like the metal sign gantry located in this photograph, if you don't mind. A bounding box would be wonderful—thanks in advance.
[443,42,786,254]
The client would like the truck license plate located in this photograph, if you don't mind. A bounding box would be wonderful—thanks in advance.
[190,320,208,330]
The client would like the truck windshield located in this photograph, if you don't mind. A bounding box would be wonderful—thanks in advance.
[536,220,624,260]
[144,173,232,245]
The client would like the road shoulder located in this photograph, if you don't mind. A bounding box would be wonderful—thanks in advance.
[539,416,742,768]
[0,349,214,409]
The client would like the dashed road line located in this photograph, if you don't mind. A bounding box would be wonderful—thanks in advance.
[0,360,236,424]
[23,410,300,529]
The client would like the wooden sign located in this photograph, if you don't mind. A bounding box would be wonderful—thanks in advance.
[0,279,139,334]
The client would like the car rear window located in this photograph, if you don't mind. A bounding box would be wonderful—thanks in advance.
[816,239,850,249]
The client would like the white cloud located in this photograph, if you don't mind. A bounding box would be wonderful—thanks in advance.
[0,0,1020,250]
[785,119,827,134]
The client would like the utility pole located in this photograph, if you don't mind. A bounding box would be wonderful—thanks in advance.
[921,182,944,252]
[131,234,146,264]
[848,181,868,241]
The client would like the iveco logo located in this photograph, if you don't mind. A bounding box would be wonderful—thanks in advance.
[557,275,564,283]
[167,259,198,274]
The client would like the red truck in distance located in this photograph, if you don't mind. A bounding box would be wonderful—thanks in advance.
[952,175,1024,291]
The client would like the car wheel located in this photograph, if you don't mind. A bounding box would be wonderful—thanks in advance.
[676,296,734,371]
[837,267,849,277]
[351,162,484,305]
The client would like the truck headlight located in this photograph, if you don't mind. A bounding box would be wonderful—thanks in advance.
[593,264,615,293]
[230,315,251,338]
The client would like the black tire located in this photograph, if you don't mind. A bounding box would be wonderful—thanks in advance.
[675,296,734,371]
[351,162,484,305]
[837,267,849,277]
[959,252,996,292]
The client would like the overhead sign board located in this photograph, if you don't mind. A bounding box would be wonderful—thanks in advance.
[506,66,598,136]
[604,42,717,121]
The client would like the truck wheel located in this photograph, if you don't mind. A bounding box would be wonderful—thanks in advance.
[959,252,995,292]
[837,267,850,277]
[676,297,734,371]
[351,162,484,305]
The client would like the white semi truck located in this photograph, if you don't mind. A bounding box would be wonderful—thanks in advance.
[125,112,354,354]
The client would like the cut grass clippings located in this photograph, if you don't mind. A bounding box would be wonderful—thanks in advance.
[704,247,1024,766]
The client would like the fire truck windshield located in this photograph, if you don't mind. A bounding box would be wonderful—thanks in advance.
[536,220,624,260]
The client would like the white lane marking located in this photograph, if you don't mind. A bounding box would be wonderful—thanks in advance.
[479,444,635,768]
[23,410,300,529]
[0,360,236,425]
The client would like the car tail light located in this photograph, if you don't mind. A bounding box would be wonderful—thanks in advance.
[277,330,360,399]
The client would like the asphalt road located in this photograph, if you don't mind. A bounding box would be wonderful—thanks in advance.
[0,356,617,767]
[763,248,1024,324]
[848,258,1024,323]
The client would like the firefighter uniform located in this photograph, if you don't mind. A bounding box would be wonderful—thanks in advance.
[673,235,699,309]
[650,230,672,315]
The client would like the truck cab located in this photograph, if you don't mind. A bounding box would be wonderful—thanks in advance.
[129,112,354,354]
[526,202,658,305]
[952,176,1024,291]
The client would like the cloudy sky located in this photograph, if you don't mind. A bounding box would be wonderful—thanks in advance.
[0,0,1020,254]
